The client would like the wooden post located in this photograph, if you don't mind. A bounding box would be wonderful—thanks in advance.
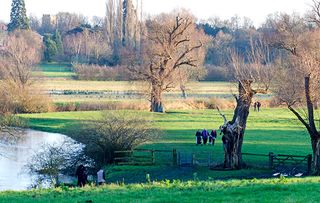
[192,153,195,166]
[151,150,155,165]
[173,149,177,166]
[269,152,274,169]
[307,154,312,175]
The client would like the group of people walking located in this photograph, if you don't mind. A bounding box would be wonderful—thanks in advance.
[195,129,217,145]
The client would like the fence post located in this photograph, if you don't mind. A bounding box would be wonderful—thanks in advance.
[192,153,195,166]
[173,149,177,166]
[151,150,155,165]
[269,152,274,169]
[307,154,312,175]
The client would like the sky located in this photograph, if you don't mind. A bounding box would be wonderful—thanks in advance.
[0,0,312,26]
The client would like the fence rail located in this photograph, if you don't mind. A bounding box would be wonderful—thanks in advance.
[114,149,177,166]
[114,149,312,174]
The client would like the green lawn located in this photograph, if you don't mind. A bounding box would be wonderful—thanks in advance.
[33,63,75,78]
[19,108,312,182]
[1,177,320,203]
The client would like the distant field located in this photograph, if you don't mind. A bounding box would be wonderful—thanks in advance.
[34,63,75,78]
[35,64,272,104]
[1,176,320,202]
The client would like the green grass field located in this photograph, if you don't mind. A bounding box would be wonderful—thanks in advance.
[4,63,313,201]
[34,63,75,78]
[1,177,320,203]
[19,108,311,182]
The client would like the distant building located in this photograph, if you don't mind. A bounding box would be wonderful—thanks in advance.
[41,14,57,33]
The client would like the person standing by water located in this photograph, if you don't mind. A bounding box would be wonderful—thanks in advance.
[76,165,88,187]
[97,169,106,185]
[195,129,202,145]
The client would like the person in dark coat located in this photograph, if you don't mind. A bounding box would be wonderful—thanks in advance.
[76,165,88,187]
[201,129,209,145]
[257,101,261,112]
[209,129,217,146]
[253,102,257,111]
[195,129,202,145]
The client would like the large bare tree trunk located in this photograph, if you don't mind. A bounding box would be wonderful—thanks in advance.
[220,80,254,169]
[311,138,320,173]
[150,84,164,113]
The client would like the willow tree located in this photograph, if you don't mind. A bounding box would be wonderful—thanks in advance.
[218,35,273,169]
[128,11,208,112]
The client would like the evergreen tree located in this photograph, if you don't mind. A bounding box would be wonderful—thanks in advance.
[8,0,30,32]
[52,30,64,57]
[43,35,58,62]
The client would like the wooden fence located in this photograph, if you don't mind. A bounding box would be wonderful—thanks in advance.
[114,149,312,174]
[269,152,312,174]
[114,149,177,166]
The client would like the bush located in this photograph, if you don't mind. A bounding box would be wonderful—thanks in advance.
[204,65,232,81]
[25,140,93,188]
[72,112,161,166]
[0,82,53,114]
[72,63,131,81]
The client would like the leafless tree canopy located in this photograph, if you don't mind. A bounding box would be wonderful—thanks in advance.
[218,33,274,169]
[0,30,51,113]
[128,10,209,112]
[266,7,320,173]
[0,30,42,87]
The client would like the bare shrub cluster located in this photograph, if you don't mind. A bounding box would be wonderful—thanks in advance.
[72,63,131,81]
[72,112,161,166]
[25,140,93,188]
[54,101,149,112]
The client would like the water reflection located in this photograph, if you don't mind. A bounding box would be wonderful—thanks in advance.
[0,129,73,191]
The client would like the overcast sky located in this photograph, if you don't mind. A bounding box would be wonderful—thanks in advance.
[0,0,312,26]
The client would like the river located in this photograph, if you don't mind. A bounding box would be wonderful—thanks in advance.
[0,129,73,191]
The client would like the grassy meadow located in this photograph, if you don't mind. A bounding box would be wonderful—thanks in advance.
[1,63,316,201]
[19,108,311,182]
[1,177,320,203]
[35,63,271,104]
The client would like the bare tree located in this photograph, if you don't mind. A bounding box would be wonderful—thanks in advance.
[0,30,50,113]
[0,30,42,88]
[265,10,320,173]
[127,11,209,112]
[55,12,87,34]
[218,34,273,169]
[64,29,111,63]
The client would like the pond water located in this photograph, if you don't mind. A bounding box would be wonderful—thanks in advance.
[0,129,73,191]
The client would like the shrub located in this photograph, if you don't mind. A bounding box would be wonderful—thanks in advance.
[25,140,93,188]
[72,112,161,166]
[204,65,232,81]
[54,101,149,112]
[72,63,131,81]
[0,82,53,114]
